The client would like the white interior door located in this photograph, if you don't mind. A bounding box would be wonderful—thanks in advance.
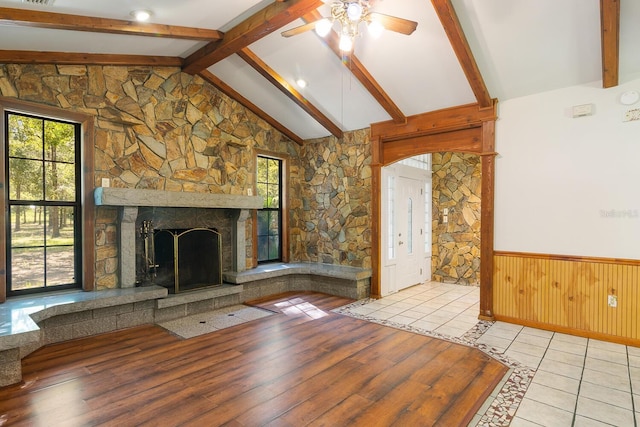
[381,162,431,296]
[396,175,425,290]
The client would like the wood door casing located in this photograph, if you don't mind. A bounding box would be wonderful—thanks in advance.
[370,101,498,320]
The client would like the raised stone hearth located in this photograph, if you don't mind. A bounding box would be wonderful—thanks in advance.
[94,187,262,288]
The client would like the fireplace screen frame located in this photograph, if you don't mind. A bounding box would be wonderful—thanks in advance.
[151,227,223,294]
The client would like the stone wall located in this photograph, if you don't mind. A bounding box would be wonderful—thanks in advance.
[0,64,295,289]
[290,129,372,268]
[431,152,481,285]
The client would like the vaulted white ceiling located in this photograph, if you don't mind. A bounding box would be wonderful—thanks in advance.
[0,0,637,140]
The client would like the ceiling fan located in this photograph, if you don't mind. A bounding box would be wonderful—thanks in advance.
[281,0,418,52]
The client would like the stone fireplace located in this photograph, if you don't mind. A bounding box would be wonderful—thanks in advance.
[94,187,263,289]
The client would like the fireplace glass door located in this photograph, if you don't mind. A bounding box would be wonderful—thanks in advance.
[153,227,222,293]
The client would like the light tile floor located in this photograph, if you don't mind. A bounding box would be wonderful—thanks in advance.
[156,283,638,426]
[352,281,639,427]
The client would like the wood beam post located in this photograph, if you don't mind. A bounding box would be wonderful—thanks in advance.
[370,135,383,298]
[237,48,343,138]
[479,120,496,320]
[431,0,492,108]
[600,0,620,88]
[183,0,323,74]
[0,7,223,41]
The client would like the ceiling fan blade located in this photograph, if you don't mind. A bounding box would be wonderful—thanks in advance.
[281,20,319,37]
[369,13,418,36]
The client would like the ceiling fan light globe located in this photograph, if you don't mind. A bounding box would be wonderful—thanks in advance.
[368,20,384,38]
[315,18,333,37]
[346,3,363,21]
[339,34,353,51]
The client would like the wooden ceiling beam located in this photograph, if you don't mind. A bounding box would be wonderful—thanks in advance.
[371,101,497,143]
[0,7,222,41]
[0,50,183,67]
[600,0,620,88]
[431,0,492,108]
[199,70,304,145]
[302,11,407,125]
[237,48,342,138]
[182,0,323,74]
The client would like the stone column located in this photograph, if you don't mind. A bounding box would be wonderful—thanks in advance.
[233,209,251,273]
[119,207,138,288]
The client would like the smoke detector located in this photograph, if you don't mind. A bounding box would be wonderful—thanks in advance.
[23,0,55,5]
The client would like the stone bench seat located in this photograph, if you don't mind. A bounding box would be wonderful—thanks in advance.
[0,286,167,386]
[224,262,371,301]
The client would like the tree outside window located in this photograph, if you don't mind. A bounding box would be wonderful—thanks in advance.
[256,156,282,262]
[5,112,81,294]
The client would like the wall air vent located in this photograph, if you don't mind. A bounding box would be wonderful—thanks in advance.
[23,0,55,5]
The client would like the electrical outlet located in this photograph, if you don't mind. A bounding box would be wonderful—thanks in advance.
[608,295,618,308]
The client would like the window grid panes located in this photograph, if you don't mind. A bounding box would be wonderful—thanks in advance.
[425,182,431,252]
[5,112,81,295]
[399,154,431,170]
[257,156,282,263]
[387,175,395,260]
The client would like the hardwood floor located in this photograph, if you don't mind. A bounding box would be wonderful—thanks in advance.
[0,292,508,426]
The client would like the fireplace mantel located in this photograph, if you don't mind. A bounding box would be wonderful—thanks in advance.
[93,187,262,288]
[94,187,263,209]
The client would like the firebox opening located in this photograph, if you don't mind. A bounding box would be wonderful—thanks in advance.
[151,227,222,294]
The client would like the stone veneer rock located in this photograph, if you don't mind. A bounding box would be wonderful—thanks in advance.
[289,130,372,268]
[0,63,374,289]
[431,152,481,285]
[0,64,295,289]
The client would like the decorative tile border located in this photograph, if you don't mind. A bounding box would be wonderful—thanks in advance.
[333,300,535,427]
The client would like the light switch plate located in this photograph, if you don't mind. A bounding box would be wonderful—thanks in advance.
[572,104,594,118]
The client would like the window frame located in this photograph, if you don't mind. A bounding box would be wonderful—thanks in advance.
[0,97,94,303]
[253,150,288,265]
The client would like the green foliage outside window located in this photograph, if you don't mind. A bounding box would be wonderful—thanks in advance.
[256,156,281,262]
[5,112,79,293]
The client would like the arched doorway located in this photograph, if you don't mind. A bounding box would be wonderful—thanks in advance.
[370,102,497,320]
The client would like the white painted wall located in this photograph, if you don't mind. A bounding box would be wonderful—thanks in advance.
[495,76,640,259]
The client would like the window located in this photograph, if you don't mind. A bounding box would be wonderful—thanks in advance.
[387,174,395,260]
[4,111,82,296]
[256,156,282,263]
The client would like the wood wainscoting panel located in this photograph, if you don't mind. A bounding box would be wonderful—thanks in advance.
[494,252,640,345]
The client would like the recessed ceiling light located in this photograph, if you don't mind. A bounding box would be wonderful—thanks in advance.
[296,79,307,89]
[131,9,152,22]
[368,20,384,39]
